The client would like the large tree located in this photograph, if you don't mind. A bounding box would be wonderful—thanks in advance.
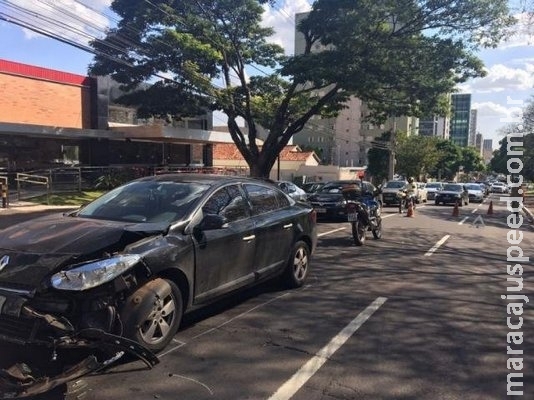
[89,0,514,177]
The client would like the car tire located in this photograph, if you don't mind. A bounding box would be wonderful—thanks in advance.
[435,201,439,206]
[283,241,310,288]
[121,278,183,353]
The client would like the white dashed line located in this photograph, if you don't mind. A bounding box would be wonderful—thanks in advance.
[268,297,388,400]
[458,217,469,225]
[318,227,346,237]
[424,235,450,256]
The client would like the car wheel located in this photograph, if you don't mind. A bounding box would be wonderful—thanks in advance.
[435,200,439,206]
[283,241,310,288]
[121,278,183,353]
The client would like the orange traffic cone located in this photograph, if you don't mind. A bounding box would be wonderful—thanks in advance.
[487,200,494,215]
[452,201,459,217]
[406,199,414,217]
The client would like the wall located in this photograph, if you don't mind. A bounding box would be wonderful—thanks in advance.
[0,59,94,129]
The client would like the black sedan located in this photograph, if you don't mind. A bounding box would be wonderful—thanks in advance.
[0,174,317,398]
[307,180,380,220]
[434,183,470,206]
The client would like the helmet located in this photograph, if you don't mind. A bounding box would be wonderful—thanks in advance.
[408,177,414,183]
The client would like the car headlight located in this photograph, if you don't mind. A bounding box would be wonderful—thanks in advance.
[51,254,141,291]
[336,199,347,207]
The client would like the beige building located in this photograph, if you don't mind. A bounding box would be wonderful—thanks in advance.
[212,143,320,180]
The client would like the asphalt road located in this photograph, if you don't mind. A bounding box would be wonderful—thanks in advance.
[0,194,533,399]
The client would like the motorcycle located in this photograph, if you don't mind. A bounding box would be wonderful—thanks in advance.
[345,196,382,246]
[397,190,417,213]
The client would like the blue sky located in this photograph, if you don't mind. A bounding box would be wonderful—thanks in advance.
[0,0,532,149]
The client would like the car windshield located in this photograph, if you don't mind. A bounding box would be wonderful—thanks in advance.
[426,183,442,189]
[319,182,361,194]
[77,180,211,223]
[465,184,481,190]
[442,184,463,192]
[384,181,405,189]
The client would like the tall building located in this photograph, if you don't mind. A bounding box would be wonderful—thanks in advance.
[419,115,450,139]
[469,109,478,146]
[449,94,472,147]
[292,12,364,166]
[483,139,493,164]
[475,133,483,155]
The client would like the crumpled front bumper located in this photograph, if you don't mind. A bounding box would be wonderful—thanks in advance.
[0,329,159,399]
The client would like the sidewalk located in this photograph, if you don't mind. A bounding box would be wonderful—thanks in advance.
[0,200,78,215]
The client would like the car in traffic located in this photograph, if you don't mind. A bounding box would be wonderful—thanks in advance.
[435,183,469,206]
[277,180,308,201]
[380,180,408,206]
[465,183,485,203]
[0,174,317,397]
[416,182,428,203]
[490,181,509,194]
[307,180,380,220]
[301,181,325,194]
[425,182,444,201]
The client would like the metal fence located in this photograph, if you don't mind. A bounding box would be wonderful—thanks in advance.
[3,165,250,203]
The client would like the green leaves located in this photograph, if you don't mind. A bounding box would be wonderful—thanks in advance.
[90,0,514,177]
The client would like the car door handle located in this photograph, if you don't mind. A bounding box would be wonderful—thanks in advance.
[283,223,293,229]
[242,235,255,241]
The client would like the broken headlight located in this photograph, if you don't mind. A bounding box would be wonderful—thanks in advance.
[50,254,141,291]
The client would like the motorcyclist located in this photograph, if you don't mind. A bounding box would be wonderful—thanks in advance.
[403,177,417,209]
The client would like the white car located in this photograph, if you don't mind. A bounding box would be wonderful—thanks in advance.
[416,182,427,203]
[425,182,444,201]
[491,182,509,194]
[465,183,485,202]
[277,181,308,201]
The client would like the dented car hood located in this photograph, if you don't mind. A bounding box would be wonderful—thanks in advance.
[0,213,168,289]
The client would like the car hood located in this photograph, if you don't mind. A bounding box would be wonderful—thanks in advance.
[437,190,462,195]
[0,213,169,289]
[381,187,403,193]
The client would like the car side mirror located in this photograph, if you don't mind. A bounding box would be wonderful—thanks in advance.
[200,214,227,231]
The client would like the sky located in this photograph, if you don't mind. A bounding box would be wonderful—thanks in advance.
[0,0,532,149]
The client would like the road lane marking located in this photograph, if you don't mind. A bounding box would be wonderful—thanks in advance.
[318,227,346,237]
[381,213,397,219]
[471,208,477,214]
[268,297,388,400]
[458,217,469,225]
[424,235,450,256]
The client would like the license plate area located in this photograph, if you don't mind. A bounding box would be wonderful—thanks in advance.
[347,212,358,222]
[315,207,326,213]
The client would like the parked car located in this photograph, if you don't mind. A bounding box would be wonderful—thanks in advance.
[301,181,325,194]
[307,180,380,220]
[380,180,408,206]
[465,183,485,203]
[277,180,308,201]
[0,174,317,397]
[425,182,444,201]
[435,183,469,206]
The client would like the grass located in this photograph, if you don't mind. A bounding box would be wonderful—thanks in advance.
[29,191,106,206]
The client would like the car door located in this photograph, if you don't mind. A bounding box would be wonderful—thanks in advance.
[193,184,256,303]
[243,183,294,278]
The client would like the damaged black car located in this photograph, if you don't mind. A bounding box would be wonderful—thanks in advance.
[0,174,317,398]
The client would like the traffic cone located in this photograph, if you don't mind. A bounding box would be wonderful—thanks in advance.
[452,201,459,217]
[487,200,494,215]
[406,199,414,217]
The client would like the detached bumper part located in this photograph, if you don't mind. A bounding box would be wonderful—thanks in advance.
[0,330,159,399]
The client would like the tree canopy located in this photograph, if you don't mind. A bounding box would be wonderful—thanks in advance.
[89,0,514,177]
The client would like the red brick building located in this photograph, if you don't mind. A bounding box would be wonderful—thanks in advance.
[0,59,216,171]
